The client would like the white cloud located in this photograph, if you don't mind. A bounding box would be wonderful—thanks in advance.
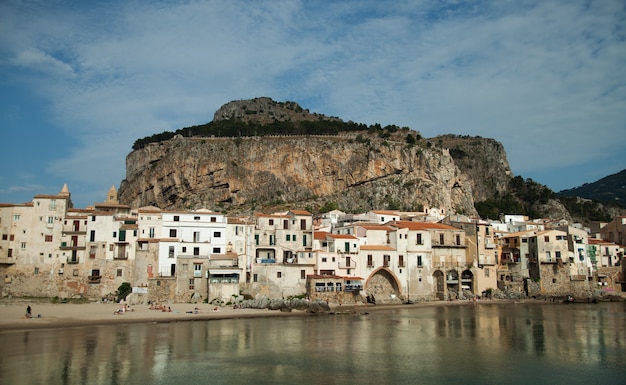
[0,0,624,205]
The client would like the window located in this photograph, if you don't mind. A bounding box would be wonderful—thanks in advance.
[383,255,390,267]
[544,236,549,242]
[417,255,423,266]
[92,215,96,221]
[193,247,200,256]
[521,238,528,243]
[194,216,200,220]
[90,230,95,242]
[456,235,461,246]
[210,217,217,223]
[193,231,200,242]
[255,234,259,245]
[439,234,444,244]
[194,264,202,277]
[189,279,195,290]
[286,234,291,241]
[113,232,117,238]
[45,235,53,242]
[368,254,373,267]
[213,231,221,238]
[49,199,56,210]
[485,268,490,277]
[34,267,39,275]
[109,244,114,251]
[169,229,177,237]
[89,246,96,259]
[269,219,274,226]
[20,242,26,249]
[73,269,79,276]
[47,216,54,224]
[117,269,123,277]
[346,257,351,267]
[301,270,306,279]
[322,257,327,262]
[174,216,180,221]
[212,247,220,253]
[398,255,404,267]
[149,227,155,238]
[13,214,20,221]
[119,230,126,242]
[555,251,561,259]
[169,246,175,258]
[546,251,551,261]
[416,234,423,245]
[253,274,258,283]
[277,272,282,278]
[284,220,289,229]
[2,234,6,240]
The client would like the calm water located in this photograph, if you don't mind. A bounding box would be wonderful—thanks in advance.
[1,302,625,385]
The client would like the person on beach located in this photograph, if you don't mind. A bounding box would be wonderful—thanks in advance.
[25,305,32,318]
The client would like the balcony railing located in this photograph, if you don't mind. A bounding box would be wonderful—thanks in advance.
[66,257,80,264]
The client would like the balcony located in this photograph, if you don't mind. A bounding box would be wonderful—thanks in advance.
[88,275,102,284]
[66,257,80,264]
[256,258,276,264]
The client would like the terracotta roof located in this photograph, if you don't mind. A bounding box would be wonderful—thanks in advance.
[289,210,311,216]
[326,233,358,240]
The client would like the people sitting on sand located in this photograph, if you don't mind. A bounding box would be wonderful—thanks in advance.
[213,306,220,312]
[114,308,124,315]
[25,305,33,319]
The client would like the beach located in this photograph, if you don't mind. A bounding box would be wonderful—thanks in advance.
[2,296,603,333]
[0,300,304,332]
[0,298,492,332]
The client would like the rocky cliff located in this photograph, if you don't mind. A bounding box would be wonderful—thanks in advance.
[118,98,514,215]
[120,134,480,214]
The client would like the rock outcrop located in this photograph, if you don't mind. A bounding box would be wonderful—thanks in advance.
[118,98,514,215]
[119,134,479,214]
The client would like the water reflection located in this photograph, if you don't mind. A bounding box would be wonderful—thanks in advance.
[0,302,625,385]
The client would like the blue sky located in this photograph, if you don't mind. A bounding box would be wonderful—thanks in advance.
[1,0,624,208]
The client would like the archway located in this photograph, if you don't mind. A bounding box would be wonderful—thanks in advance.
[433,270,445,300]
[461,269,474,295]
[446,269,459,300]
[365,268,401,304]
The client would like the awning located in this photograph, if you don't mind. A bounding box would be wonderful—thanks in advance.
[208,269,241,275]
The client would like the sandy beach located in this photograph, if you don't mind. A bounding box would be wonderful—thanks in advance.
[0,300,309,332]
[0,298,497,333]
[1,296,586,333]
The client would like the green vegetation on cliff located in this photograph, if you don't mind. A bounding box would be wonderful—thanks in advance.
[132,119,414,150]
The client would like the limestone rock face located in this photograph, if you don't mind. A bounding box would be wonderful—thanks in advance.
[435,134,512,202]
[118,134,480,214]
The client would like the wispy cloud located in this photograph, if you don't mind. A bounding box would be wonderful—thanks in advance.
[0,0,624,206]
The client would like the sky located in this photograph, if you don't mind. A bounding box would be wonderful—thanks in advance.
[1,0,624,208]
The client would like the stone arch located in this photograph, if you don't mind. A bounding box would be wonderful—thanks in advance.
[365,268,401,304]
[461,269,474,294]
[446,269,460,300]
[433,270,445,300]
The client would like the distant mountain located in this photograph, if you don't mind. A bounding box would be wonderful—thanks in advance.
[558,169,626,207]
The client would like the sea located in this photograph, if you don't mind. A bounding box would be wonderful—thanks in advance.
[0,301,624,385]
